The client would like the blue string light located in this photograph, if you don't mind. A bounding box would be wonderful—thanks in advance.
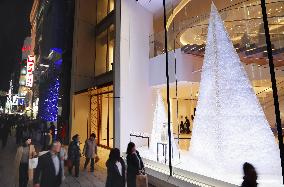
[40,78,60,121]
[39,48,62,122]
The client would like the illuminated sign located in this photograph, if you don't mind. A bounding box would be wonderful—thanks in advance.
[12,96,25,106]
[26,55,35,87]
[26,74,34,87]
[22,46,31,52]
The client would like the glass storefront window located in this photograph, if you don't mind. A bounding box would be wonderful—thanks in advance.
[97,0,108,24]
[97,0,115,24]
[90,85,113,148]
[95,30,107,76]
[267,0,284,138]
[121,0,283,186]
[108,24,115,71]
[95,24,115,76]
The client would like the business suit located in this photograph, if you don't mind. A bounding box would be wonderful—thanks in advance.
[33,151,62,187]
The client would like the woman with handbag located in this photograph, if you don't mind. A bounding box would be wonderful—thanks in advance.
[126,142,145,187]
[106,148,126,187]
[15,136,37,187]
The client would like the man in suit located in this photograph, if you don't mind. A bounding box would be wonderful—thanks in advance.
[33,140,62,187]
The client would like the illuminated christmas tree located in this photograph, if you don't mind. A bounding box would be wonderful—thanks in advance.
[189,2,282,181]
[150,91,179,161]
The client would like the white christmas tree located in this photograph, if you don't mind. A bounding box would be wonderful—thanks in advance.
[150,91,179,161]
[189,2,282,181]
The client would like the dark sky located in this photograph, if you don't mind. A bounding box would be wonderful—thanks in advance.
[0,0,33,91]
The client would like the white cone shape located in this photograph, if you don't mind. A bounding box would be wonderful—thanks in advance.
[150,91,179,160]
[189,3,282,178]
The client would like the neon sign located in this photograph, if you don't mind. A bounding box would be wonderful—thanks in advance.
[22,46,31,52]
[26,55,35,87]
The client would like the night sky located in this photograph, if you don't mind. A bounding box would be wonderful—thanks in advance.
[0,0,33,92]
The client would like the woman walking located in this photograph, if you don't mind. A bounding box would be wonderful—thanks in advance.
[68,134,81,177]
[126,142,145,187]
[106,148,126,187]
[15,136,37,187]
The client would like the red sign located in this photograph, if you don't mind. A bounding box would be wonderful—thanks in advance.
[22,46,31,52]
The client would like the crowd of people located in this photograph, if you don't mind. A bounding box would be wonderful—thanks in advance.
[0,114,258,187]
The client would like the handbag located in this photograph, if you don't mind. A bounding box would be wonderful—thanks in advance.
[29,158,38,169]
[136,174,148,187]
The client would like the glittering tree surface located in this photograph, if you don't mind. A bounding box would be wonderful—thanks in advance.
[188,3,282,181]
[40,78,60,122]
[150,91,179,161]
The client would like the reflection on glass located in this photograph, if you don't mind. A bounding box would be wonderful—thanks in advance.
[90,86,113,148]
[108,25,115,71]
[97,0,108,23]
[95,30,107,76]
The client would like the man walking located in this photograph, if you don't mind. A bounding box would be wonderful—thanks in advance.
[83,133,97,172]
[33,140,62,187]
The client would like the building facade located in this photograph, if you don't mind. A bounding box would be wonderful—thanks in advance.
[70,0,284,186]
[28,0,74,142]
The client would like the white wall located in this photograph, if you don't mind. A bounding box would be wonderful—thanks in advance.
[119,0,154,151]
[149,49,202,86]
[71,93,90,143]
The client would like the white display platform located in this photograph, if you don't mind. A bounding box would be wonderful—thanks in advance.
[138,146,283,187]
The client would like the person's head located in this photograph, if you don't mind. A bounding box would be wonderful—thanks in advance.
[23,136,32,146]
[49,129,53,134]
[109,148,121,161]
[90,133,96,141]
[127,142,136,155]
[50,140,61,153]
[72,134,80,142]
[243,162,257,183]
[185,116,188,119]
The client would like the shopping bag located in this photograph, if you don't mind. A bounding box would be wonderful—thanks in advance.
[29,158,38,169]
[136,174,148,187]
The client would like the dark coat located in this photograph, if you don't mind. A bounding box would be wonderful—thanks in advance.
[126,151,144,187]
[106,157,126,187]
[241,180,257,187]
[33,152,62,187]
[68,140,81,161]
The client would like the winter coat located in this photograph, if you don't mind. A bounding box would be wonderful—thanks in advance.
[68,140,81,161]
[14,144,37,186]
[83,139,97,158]
[106,157,126,187]
[126,151,144,187]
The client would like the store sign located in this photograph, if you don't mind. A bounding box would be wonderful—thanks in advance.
[12,96,25,106]
[26,55,35,87]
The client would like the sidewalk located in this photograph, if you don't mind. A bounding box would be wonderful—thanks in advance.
[0,135,107,187]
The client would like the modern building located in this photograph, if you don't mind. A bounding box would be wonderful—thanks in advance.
[70,0,284,186]
[29,0,74,138]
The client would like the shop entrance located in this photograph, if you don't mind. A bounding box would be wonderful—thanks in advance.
[90,85,113,148]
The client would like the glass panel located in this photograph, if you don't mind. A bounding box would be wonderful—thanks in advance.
[90,85,113,148]
[109,0,115,12]
[100,94,108,146]
[97,0,108,23]
[95,30,107,76]
[108,92,114,148]
[108,24,115,71]
[146,0,282,185]
[267,0,284,141]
